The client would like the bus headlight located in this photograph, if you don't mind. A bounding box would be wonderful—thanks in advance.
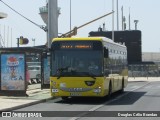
[93,87,101,93]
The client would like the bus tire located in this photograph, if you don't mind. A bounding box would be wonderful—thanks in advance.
[61,97,68,101]
[108,81,112,98]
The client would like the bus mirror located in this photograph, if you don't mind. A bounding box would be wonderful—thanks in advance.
[104,48,108,58]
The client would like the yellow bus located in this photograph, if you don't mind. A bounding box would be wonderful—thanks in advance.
[50,37,128,100]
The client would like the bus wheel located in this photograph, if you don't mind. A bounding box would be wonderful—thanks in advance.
[108,82,112,99]
[120,79,124,93]
[61,97,68,101]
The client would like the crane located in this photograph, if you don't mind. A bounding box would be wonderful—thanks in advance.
[60,11,114,38]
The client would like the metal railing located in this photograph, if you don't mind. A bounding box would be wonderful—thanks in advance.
[128,64,160,77]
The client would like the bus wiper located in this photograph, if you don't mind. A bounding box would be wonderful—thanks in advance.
[85,72,96,79]
[56,66,69,79]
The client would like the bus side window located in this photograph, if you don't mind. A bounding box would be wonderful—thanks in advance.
[104,47,108,58]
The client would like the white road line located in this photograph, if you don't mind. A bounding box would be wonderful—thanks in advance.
[69,81,151,120]
[129,86,140,90]
[144,86,152,89]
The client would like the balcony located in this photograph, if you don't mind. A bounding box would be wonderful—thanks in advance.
[39,5,60,25]
[39,6,48,24]
[39,6,48,13]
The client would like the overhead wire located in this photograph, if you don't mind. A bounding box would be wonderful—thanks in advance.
[0,0,47,32]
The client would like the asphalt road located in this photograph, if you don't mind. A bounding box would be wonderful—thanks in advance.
[3,81,160,120]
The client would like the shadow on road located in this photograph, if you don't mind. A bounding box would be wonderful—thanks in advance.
[108,91,146,105]
[54,91,146,106]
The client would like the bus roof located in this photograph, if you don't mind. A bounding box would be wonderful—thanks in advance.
[53,37,126,48]
[53,37,103,41]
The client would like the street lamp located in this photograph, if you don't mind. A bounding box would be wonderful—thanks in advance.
[121,6,123,30]
[32,38,35,46]
[116,0,119,31]
[112,0,115,41]
[134,20,139,30]
[70,0,72,32]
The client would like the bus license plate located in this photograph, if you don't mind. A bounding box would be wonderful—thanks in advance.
[70,92,81,96]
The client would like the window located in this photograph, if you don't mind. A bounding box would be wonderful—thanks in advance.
[51,50,103,77]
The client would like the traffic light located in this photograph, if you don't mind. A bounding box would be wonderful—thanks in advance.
[73,27,77,35]
[19,36,29,45]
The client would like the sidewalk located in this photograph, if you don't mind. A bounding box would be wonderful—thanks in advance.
[0,77,160,112]
[128,77,160,82]
[0,84,53,112]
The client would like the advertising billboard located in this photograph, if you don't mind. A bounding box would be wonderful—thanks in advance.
[0,53,25,91]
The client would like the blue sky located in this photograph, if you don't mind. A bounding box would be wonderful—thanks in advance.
[0,0,160,52]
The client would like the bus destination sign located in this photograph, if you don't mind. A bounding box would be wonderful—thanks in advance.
[60,43,93,49]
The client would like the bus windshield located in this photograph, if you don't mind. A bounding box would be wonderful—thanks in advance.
[51,50,103,77]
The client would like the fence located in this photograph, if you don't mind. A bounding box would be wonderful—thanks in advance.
[128,64,160,77]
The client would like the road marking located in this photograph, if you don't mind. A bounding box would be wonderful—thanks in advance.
[130,86,139,90]
[70,81,151,120]
[144,86,152,89]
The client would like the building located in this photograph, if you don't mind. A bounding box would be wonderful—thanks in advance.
[142,52,160,67]
[89,29,142,64]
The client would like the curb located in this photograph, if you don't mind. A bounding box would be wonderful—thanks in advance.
[0,97,54,112]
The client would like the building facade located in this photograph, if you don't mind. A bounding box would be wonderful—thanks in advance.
[142,52,160,66]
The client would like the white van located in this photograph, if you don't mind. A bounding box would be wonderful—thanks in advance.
[28,66,41,80]
[27,62,41,66]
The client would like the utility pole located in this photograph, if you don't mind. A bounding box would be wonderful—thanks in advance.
[134,20,139,30]
[17,38,19,47]
[121,6,124,30]
[112,0,114,41]
[69,0,72,37]
[7,26,9,47]
[48,0,58,48]
[4,25,5,47]
[11,28,12,47]
[129,7,131,30]
[116,0,119,31]
[32,38,35,46]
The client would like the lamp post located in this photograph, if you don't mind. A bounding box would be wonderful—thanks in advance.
[129,7,131,30]
[121,6,123,30]
[70,0,72,32]
[116,0,119,31]
[112,0,115,41]
[134,20,139,30]
[32,38,35,46]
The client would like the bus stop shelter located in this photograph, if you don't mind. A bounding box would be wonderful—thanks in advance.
[0,47,49,96]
